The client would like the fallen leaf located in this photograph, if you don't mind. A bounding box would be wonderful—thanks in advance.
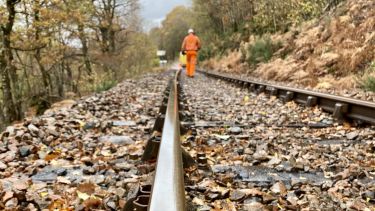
[241,188,263,196]
[40,192,48,198]
[214,134,230,140]
[244,96,250,103]
[192,197,205,206]
[77,190,90,201]
[77,120,86,128]
[48,199,65,210]
[57,176,71,184]
[83,198,102,209]
[77,183,96,195]
[45,151,61,161]
[101,150,112,157]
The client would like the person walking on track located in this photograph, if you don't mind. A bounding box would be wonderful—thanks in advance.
[181,29,201,78]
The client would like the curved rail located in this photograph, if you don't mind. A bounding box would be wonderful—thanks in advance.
[198,70,375,124]
[148,70,186,211]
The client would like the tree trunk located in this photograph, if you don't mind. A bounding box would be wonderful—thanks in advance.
[65,62,74,92]
[109,29,116,53]
[78,24,93,75]
[57,62,65,98]
[100,27,110,52]
[15,51,32,93]
[75,65,84,97]
[34,0,53,95]
[35,53,53,95]
[0,111,4,131]
[0,0,22,124]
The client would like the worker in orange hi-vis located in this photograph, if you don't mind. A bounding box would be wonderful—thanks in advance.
[181,29,201,78]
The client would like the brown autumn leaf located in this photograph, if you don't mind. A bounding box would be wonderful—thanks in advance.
[212,199,236,211]
[119,199,127,209]
[77,183,96,195]
[48,199,72,210]
[44,151,61,161]
[83,198,102,209]
[241,188,264,196]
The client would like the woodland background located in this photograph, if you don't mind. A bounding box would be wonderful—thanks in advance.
[151,0,344,61]
[0,0,157,130]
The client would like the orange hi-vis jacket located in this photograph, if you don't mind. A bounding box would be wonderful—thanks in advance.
[181,34,201,51]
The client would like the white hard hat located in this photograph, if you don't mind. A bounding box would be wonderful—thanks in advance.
[188,29,194,34]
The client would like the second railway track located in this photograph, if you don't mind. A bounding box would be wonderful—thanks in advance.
[198,70,375,125]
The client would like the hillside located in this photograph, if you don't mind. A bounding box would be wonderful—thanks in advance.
[204,0,375,96]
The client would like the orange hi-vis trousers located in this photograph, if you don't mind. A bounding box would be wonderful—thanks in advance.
[186,51,197,77]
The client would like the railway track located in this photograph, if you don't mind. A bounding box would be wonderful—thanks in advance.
[198,70,375,125]
[124,70,189,211]
[0,70,373,210]
[124,70,375,210]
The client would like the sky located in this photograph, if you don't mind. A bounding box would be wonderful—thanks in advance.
[140,0,191,28]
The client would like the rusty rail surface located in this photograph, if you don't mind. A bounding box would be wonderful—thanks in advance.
[148,70,186,211]
[198,70,375,124]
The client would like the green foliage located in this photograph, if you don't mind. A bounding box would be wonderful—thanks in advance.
[185,0,335,61]
[251,0,328,34]
[79,72,118,94]
[95,80,118,93]
[198,45,214,61]
[358,62,375,92]
[151,58,161,67]
[360,76,375,92]
[247,37,282,66]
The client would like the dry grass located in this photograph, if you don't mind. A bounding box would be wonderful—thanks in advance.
[316,75,356,90]
[202,51,244,73]
[208,0,375,91]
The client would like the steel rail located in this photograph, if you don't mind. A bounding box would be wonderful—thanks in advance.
[198,70,375,124]
[148,70,186,211]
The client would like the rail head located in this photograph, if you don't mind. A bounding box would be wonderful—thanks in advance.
[148,69,185,211]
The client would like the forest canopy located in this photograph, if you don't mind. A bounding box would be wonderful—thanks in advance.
[0,0,158,129]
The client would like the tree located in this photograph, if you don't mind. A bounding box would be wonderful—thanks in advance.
[0,0,22,124]
[0,0,157,128]
[91,0,139,53]
[150,6,193,60]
